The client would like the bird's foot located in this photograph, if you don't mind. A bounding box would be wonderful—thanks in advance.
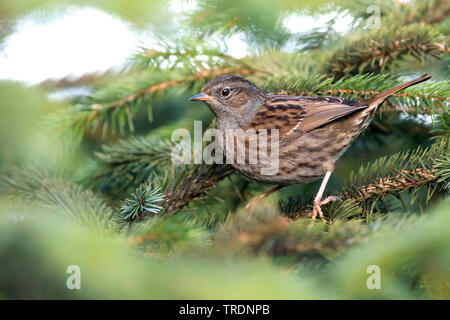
[309,196,341,223]
[320,196,342,205]
[309,200,326,223]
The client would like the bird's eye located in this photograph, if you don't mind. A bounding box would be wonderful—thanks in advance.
[221,88,230,97]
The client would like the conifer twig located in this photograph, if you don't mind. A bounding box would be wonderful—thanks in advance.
[261,73,449,115]
[325,24,445,78]
[88,65,253,111]
[342,168,438,203]
[283,168,441,219]
[280,142,449,218]
[162,164,234,214]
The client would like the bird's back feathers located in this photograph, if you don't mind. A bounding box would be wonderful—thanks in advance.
[244,95,368,142]
[243,74,432,142]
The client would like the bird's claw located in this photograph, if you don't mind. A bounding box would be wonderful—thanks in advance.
[309,196,340,223]
[320,196,342,205]
[309,200,327,223]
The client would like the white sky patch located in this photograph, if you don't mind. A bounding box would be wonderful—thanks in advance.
[0,2,355,86]
[399,113,434,126]
[169,0,198,14]
[0,6,139,85]
[224,33,249,59]
[46,86,92,101]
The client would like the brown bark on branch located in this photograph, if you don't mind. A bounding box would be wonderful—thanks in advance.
[292,168,440,218]
[162,164,235,214]
[343,168,437,203]
[89,66,254,111]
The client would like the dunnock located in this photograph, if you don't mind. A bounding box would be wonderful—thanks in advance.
[190,74,432,221]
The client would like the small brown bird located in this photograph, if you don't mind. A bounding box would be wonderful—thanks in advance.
[189,74,432,221]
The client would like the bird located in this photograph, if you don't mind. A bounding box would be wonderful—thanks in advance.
[189,73,432,221]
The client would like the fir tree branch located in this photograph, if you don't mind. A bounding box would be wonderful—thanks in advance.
[162,163,234,214]
[0,168,117,234]
[119,183,165,222]
[53,64,253,141]
[132,36,238,70]
[260,73,449,115]
[342,168,438,203]
[92,134,235,216]
[92,136,174,193]
[325,24,445,78]
[435,153,450,190]
[211,201,419,262]
[280,142,450,218]
[126,213,208,249]
[110,163,234,223]
[345,0,450,26]
[87,66,253,111]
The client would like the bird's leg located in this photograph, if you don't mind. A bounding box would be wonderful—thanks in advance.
[310,169,337,223]
[245,185,284,209]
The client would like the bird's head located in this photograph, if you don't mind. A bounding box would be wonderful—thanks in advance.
[189,75,264,127]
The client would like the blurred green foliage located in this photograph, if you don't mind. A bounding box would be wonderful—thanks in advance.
[0,0,167,24]
[0,199,448,299]
[0,82,86,173]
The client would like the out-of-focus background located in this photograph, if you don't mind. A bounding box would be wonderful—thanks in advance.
[0,0,449,299]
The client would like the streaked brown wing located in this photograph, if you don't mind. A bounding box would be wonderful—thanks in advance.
[244,95,368,141]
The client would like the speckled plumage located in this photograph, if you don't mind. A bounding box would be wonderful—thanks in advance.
[236,94,377,185]
[190,74,432,219]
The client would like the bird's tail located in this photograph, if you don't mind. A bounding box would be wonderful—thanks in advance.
[363,74,432,106]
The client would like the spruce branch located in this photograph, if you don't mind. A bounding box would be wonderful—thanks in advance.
[111,163,234,225]
[435,154,450,190]
[212,202,413,262]
[132,36,238,70]
[260,73,449,115]
[125,213,208,249]
[54,64,253,141]
[244,50,320,81]
[0,168,117,234]
[343,142,447,194]
[92,136,174,193]
[325,24,445,79]
[280,142,449,217]
[161,163,234,214]
[88,65,253,111]
[345,0,450,26]
[189,0,338,48]
[342,168,438,203]
[119,184,165,222]
[92,134,235,215]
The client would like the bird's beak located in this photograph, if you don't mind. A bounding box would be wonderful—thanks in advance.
[189,92,212,101]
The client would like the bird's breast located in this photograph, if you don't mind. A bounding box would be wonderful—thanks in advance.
[226,107,377,185]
